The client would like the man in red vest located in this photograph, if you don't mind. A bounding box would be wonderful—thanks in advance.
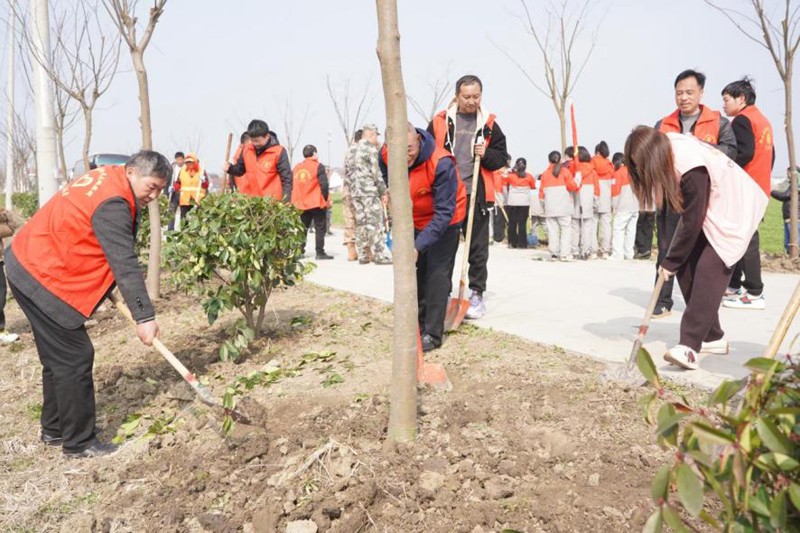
[380,124,466,351]
[721,77,774,311]
[427,75,509,320]
[5,151,170,458]
[651,69,737,319]
[292,144,333,260]
[225,119,293,202]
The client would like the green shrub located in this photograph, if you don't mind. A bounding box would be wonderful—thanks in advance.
[0,192,39,218]
[637,349,799,532]
[164,193,308,350]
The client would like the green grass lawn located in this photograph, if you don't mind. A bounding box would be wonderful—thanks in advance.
[329,191,789,255]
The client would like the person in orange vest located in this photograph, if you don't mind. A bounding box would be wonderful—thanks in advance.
[427,74,509,320]
[610,152,639,260]
[224,119,293,202]
[292,144,333,260]
[571,146,600,259]
[540,150,578,261]
[592,141,615,258]
[720,78,774,310]
[172,153,208,228]
[380,124,466,351]
[651,69,738,319]
[503,158,536,249]
[624,127,767,370]
[5,151,170,458]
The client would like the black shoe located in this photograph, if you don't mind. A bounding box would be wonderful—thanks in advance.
[315,252,334,260]
[652,305,672,319]
[634,251,652,260]
[63,441,118,459]
[40,433,63,446]
[421,334,440,352]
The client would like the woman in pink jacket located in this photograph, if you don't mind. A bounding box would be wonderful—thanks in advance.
[624,126,768,370]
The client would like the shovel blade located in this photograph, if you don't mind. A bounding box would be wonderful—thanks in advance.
[444,297,469,332]
[420,362,453,390]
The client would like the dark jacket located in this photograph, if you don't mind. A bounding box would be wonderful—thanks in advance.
[771,184,800,221]
[379,129,460,252]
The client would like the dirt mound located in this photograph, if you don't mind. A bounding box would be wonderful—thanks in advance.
[0,282,676,532]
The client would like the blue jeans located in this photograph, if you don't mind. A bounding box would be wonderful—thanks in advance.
[783,222,800,253]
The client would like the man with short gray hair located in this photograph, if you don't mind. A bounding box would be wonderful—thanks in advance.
[5,150,169,459]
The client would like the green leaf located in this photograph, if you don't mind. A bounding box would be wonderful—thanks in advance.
[690,422,735,446]
[675,463,703,518]
[788,483,800,512]
[769,489,787,529]
[655,413,686,438]
[749,487,771,517]
[662,504,689,533]
[642,508,663,533]
[709,379,745,407]
[755,418,792,454]
[636,347,661,387]
[744,357,781,373]
[756,452,800,472]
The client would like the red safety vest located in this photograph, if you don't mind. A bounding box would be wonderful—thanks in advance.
[659,105,721,145]
[291,158,327,210]
[738,105,774,197]
[11,166,137,317]
[241,143,285,199]
[431,110,498,203]
[591,155,614,181]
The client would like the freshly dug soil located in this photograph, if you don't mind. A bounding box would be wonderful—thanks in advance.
[0,281,682,532]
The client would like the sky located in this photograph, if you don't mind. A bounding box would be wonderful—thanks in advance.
[2,0,799,178]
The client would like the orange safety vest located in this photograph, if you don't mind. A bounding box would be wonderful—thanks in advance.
[241,143,285,199]
[11,166,137,317]
[178,166,206,206]
[738,105,774,197]
[431,110,498,203]
[291,158,327,211]
[658,105,721,145]
[591,155,614,181]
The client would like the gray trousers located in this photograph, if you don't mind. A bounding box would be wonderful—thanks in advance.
[572,217,596,257]
[546,216,572,258]
[595,211,612,255]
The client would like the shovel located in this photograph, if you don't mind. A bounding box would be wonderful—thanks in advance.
[601,272,666,385]
[221,132,233,193]
[108,292,255,425]
[416,328,451,390]
[444,154,482,332]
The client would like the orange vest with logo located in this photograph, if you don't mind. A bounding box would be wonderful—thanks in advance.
[291,158,327,211]
[739,105,773,196]
[658,106,721,145]
[432,111,498,203]
[242,143,285,199]
[11,166,137,317]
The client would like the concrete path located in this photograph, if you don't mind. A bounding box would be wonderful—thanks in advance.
[306,229,799,390]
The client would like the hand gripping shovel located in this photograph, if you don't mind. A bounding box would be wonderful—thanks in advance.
[444,154,482,332]
[108,293,254,425]
[416,328,452,390]
[601,272,666,386]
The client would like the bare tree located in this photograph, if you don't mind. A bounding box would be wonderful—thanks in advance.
[407,75,452,125]
[492,0,598,152]
[704,0,800,258]
[325,75,374,144]
[103,0,167,298]
[375,0,417,442]
[279,97,311,164]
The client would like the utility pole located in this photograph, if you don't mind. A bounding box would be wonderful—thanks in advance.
[29,0,58,206]
[5,6,15,210]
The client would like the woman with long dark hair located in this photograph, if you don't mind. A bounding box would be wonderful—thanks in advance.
[624,126,768,370]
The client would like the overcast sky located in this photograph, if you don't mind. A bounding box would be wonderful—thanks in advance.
[2,0,799,176]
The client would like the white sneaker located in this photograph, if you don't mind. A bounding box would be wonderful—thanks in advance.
[700,338,729,355]
[722,287,744,302]
[0,330,19,344]
[465,292,486,320]
[722,292,765,310]
[588,253,598,260]
[664,344,699,370]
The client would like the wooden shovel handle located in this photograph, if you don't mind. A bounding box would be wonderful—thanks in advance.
[221,133,233,193]
[455,155,483,301]
[761,278,800,360]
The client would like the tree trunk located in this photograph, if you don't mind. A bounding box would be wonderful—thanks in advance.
[376,0,418,442]
[82,105,92,172]
[557,105,567,154]
[55,121,68,183]
[132,49,161,298]
[786,68,798,258]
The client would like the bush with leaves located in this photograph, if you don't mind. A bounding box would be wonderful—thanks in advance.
[164,193,308,359]
[637,349,799,532]
[0,192,39,218]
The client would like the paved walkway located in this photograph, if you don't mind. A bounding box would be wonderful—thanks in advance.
[307,229,799,390]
